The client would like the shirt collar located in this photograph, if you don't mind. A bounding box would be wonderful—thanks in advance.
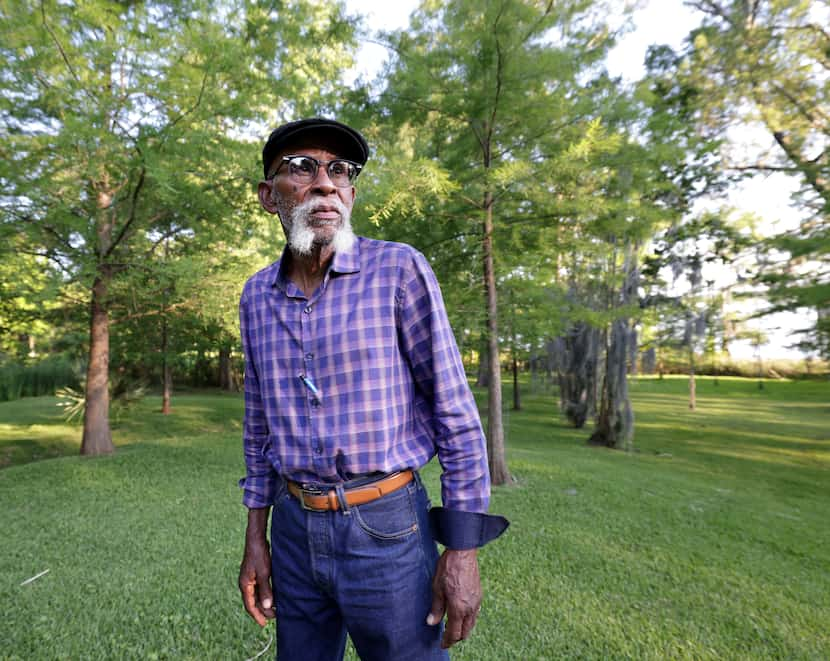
[330,237,361,275]
[272,246,291,291]
[271,237,361,290]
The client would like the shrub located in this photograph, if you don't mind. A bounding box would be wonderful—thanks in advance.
[0,355,80,402]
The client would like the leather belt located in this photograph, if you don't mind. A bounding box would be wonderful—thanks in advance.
[287,470,413,512]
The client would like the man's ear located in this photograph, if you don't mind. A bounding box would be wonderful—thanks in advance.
[258,180,279,214]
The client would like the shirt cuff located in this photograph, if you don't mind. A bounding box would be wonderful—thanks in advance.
[238,476,277,509]
[428,507,509,549]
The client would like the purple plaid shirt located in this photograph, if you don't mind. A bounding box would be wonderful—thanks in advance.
[239,237,490,514]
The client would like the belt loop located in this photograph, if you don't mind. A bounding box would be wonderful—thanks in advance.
[335,483,351,515]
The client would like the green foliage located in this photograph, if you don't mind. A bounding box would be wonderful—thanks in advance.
[2,380,829,658]
[641,209,757,365]
[0,0,352,280]
[56,372,146,423]
[670,0,830,356]
[0,235,65,360]
[0,0,358,443]
[366,157,459,225]
[357,0,672,359]
[0,356,79,402]
[357,0,661,464]
[54,385,85,423]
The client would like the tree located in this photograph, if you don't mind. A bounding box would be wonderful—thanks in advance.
[0,234,62,360]
[555,320,601,428]
[643,211,754,407]
[677,0,830,357]
[0,0,355,454]
[635,35,755,404]
[363,0,629,483]
[590,243,637,448]
[501,272,563,411]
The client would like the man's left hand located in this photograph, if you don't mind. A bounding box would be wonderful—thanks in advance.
[426,548,482,649]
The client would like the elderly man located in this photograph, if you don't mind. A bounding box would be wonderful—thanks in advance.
[238,118,507,661]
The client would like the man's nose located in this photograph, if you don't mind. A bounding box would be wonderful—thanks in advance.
[311,165,337,194]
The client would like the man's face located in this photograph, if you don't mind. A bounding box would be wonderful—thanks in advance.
[259,145,357,255]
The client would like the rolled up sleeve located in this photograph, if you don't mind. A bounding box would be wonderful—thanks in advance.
[397,250,491,513]
[398,251,508,547]
[238,289,277,509]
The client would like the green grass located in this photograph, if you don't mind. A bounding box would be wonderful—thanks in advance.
[0,377,828,659]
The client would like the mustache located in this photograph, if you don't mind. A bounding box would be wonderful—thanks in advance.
[296,197,349,218]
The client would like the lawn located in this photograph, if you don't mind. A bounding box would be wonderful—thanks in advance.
[0,377,828,660]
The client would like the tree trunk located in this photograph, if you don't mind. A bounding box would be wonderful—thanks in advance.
[81,270,114,455]
[482,190,510,485]
[589,247,637,450]
[512,354,521,411]
[161,240,173,413]
[161,313,172,414]
[641,347,656,374]
[556,322,599,428]
[81,187,115,456]
[628,326,638,375]
[590,318,634,449]
[219,345,233,391]
[755,343,764,390]
[475,336,489,388]
[162,363,172,414]
[689,346,696,411]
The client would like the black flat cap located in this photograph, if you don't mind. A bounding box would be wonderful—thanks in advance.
[262,118,370,178]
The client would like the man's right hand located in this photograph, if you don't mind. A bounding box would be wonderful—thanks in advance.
[239,507,275,626]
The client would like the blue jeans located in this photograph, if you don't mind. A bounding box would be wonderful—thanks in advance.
[270,474,450,661]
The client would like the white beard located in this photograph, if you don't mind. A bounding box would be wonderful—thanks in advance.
[283,197,356,256]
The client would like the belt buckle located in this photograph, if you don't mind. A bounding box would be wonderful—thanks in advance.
[299,485,328,512]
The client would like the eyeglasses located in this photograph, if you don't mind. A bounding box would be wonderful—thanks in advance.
[271,155,362,188]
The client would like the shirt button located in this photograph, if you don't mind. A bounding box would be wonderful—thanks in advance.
[305,353,314,361]
[304,306,312,314]
[311,398,320,408]
[314,446,323,454]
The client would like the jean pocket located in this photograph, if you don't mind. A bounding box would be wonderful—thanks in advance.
[353,485,419,540]
[271,479,292,513]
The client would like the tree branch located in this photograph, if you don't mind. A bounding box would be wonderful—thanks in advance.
[523,0,555,44]
[420,229,482,251]
[724,163,804,173]
[166,70,209,133]
[772,130,829,201]
[105,167,146,259]
[687,1,735,27]
[486,1,507,166]
[111,301,193,324]
[40,1,98,106]
[747,0,761,30]
[143,224,191,259]
[17,248,77,280]
[769,81,829,127]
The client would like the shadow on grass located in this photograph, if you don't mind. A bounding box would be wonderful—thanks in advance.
[0,436,80,469]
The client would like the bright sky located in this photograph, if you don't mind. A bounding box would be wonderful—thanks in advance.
[346,0,701,81]
[343,0,812,360]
